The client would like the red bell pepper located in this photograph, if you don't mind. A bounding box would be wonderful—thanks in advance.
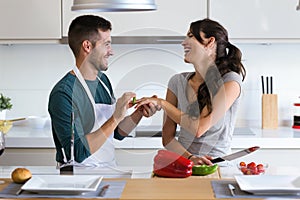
[153,163,193,178]
[154,150,193,168]
[153,150,194,178]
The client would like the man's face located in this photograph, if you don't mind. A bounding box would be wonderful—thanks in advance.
[89,30,113,71]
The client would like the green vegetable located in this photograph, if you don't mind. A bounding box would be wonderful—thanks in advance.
[192,164,218,176]
[132,97,136,105]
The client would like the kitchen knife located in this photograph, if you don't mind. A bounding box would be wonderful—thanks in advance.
[211,146,260,164]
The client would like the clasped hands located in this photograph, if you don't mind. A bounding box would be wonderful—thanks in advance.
[113,92,162,123]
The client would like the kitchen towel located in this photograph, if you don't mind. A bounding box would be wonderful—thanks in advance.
[0,180,126,199]
[211,180,300,199]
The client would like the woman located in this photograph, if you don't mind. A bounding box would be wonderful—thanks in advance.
[136,18,246,165]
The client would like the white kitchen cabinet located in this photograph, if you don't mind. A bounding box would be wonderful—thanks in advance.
[0,0,61,40]
[62,0,207,37]
[209,0,300,42]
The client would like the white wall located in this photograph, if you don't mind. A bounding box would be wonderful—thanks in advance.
[0,43,299,128]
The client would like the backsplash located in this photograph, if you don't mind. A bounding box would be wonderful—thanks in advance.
[0,43,299,128]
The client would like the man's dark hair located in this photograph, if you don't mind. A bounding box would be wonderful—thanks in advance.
[68,15,112,57]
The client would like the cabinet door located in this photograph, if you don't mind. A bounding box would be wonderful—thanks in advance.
[63,0,207,37]
[210,0,300,40]
[0,0,61,40]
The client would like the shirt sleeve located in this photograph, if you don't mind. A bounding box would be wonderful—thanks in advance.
[168,74,180,96]
[49,89,90,163]
[222,71,243,98]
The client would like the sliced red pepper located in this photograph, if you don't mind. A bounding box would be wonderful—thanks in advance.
[153,163,192,178]
[153,150,194,178]
[154,156,193,170]
[154,150,193,168]
[154,160,192,171]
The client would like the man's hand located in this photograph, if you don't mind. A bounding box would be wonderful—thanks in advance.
[113,92,135,123]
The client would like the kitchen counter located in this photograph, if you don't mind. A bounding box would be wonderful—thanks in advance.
[0,166,153,179]
[0,166,223,200]
[5,126,300,149]
[4,126,300,167]
[1,176,299,200]
[0,165,246,200]
[0,178,228,200]
[1,165,300,200]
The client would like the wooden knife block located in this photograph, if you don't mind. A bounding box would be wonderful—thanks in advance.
[262,94,278,129]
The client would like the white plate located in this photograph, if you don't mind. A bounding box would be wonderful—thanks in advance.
[21,175,103,195]
[235,175,300,195]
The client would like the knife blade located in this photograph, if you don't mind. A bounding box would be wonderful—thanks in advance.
[211,146,260,164]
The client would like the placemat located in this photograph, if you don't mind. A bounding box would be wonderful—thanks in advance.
[211,180,300,199]
[0,180,126,199]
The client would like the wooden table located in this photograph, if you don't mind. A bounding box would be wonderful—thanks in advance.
[122,178,218,199]
[1,170,298,200]
[0,178,220,200]
[0,178,289,200]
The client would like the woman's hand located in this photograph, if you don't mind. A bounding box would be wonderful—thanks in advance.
[190,155,214,166]
[135,96,163,110]
[134,95,162,117]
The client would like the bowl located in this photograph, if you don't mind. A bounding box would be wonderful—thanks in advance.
[27,116,47,129]
[237,161,268,175]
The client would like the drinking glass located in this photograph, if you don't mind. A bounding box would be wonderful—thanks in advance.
[0,131,4,156]
[0,121,12,156]
[0,124,5,184]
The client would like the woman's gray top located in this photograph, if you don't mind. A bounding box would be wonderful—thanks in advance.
[167,71,243,157]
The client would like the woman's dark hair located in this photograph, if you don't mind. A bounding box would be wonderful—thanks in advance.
[188,18,246,118]
[68,15,112,57]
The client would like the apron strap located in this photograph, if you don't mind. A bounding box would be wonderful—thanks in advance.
[72,66,115,131]
[73,66,97,118]
[73,67,114,104]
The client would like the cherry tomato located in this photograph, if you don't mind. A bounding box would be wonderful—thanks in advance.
[241,167,248,174]
[250,167,258,175]
[239,161,266,175]
[247,162,256,168]
[257,164,264,170]
[245,169,252,175]
[257,164,265,173]
[239,161,246,167]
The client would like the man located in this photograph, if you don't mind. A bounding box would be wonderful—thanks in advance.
[48,15,158,167]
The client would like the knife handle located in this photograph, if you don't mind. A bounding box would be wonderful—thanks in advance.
[211,157,225,164]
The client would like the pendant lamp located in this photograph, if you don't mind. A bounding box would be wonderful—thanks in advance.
[72,0,157,12]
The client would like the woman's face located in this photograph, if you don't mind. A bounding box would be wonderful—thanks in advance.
[182,30,216,74]
[181,31,208,65]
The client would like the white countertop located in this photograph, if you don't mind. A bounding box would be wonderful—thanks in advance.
[1,164,300,180]
[4,126,300,149]
[0,165,153,179]
[219,162,300,179]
